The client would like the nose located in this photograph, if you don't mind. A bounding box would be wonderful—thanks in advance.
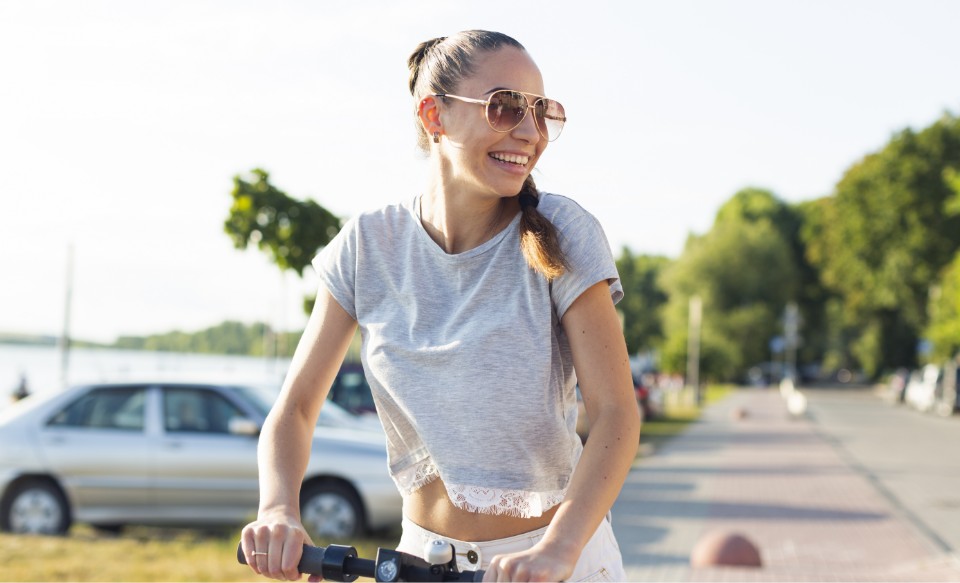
[511,106,541,144]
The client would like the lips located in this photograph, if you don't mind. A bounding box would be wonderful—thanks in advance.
[490,152,530,166]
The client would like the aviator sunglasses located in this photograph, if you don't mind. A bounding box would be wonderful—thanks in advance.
[434,89,566,142]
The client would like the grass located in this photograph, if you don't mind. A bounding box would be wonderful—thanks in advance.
[638,384,734,458]
[0,525,398,582]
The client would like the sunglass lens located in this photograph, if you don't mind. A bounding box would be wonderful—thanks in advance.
[537,99,566,141]
[486,91,528,132]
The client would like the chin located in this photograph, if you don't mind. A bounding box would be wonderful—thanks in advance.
[492,177,528,197]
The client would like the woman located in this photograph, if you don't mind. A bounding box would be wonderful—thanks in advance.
[240,30,640,582]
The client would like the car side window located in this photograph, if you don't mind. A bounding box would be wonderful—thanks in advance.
[47,387,146,431]
[163,388,246,434]
[330,369,376,415]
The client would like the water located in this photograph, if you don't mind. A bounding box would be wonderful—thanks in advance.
[0,344,291,411]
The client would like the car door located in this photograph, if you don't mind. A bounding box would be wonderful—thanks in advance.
[152,385,260,523]
[40,385,152,517]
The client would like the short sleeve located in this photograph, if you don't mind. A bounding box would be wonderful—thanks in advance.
[311,216,359,320]
[550,213,623,321]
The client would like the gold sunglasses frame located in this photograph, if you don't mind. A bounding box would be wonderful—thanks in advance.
[433,90,566,142]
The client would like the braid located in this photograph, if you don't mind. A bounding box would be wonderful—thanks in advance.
[518,176,568,280]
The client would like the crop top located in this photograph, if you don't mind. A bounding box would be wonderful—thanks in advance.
[312,192,623,518]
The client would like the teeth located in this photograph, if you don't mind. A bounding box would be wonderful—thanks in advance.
[491,153,529,166]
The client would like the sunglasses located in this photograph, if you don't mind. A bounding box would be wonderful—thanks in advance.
[434,89,566,142]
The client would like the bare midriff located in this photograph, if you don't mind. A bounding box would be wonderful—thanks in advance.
[404,477,559,541]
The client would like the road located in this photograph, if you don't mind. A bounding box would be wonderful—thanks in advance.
[613,385,960,581]
[804,386,960,553]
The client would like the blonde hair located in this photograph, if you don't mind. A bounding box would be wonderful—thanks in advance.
[407,31,568,279]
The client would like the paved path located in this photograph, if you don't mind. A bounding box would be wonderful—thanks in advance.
[805,387,960,553]
[612,387,960,581]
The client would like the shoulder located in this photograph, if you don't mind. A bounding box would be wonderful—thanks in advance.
[342,197,417,235]
[536,192,603,233]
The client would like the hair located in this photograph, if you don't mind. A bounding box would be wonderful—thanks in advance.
[407,30,568,280]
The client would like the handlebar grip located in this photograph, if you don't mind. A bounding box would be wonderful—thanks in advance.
[298,545,327,575]
[236,543,326,575]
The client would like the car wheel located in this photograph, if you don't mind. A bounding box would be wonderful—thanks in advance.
[300,482,364,539]
[1,479,71,535]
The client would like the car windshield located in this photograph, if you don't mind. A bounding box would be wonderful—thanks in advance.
[228,385,277,417]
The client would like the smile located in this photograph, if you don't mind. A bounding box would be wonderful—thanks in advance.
[490,152,530,166]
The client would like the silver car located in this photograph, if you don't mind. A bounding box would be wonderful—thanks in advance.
[0,382,401,538]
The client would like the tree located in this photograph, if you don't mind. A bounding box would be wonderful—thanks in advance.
[804,113,960,376]
[927,171,960,361]
[926,252,960,361]
[660,199,800,382]
[615,249,670,356]
[224,169,341,277]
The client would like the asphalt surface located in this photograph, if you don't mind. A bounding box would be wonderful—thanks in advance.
[612,385,960,581]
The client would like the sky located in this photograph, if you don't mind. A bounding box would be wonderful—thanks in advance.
[1,0,958,344]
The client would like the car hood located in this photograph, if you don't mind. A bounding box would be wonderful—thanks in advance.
[0,391,65,428]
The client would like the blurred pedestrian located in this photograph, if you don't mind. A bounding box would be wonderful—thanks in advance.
[11,373,30,402]
[240,30,639,583]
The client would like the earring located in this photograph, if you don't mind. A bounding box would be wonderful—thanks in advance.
[433,131,440,144]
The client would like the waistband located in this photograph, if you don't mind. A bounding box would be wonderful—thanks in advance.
[399,516,549,570]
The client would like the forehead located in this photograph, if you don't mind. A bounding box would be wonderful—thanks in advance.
[458,46,545,96]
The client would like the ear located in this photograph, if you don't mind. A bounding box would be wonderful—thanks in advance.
[417,95,443,137]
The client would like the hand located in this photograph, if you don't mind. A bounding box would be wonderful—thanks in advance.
[240,511,318,581]
[483,541,577,583]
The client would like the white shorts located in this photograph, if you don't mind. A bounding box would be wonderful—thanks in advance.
[396,514,627,582]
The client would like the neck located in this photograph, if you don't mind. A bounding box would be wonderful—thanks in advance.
[420,178,518,254]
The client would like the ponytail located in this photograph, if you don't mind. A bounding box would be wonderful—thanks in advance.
[518,176,567,280]
[407,36,447,96]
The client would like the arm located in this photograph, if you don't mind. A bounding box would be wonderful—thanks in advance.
[241,287,358,581]
[485,281,641,582]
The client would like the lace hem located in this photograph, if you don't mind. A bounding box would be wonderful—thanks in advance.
[394,459,441,494]
[393,460,566,518]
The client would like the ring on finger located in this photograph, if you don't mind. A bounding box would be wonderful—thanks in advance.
[253,551,268,557]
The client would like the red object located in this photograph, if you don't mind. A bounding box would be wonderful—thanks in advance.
[690,531,763,568]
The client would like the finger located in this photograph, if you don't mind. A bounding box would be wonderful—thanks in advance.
[281,532,305,581]
[488,555,512,583]
[482,556,498,583]
[254,527,272,576]
[267,528,287,579]
[241,527,261,575]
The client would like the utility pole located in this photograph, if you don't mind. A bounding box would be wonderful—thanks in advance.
[687,295,702,405]
[59,244,75,390]
[784,302,799,381]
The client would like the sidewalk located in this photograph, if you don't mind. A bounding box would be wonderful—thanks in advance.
[612,388,960,581]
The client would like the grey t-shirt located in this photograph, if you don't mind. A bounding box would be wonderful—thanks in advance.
[313,192,623,517]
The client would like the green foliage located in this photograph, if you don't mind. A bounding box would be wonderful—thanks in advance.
[946,167,960,216]
[659,196,801,381]
[615,249,670,355]
[113,321,302,358]
[803,112,960,375]
[926,252,960,360]
[224,169,341,277]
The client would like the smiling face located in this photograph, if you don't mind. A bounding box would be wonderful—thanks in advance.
[433,47,549,199]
